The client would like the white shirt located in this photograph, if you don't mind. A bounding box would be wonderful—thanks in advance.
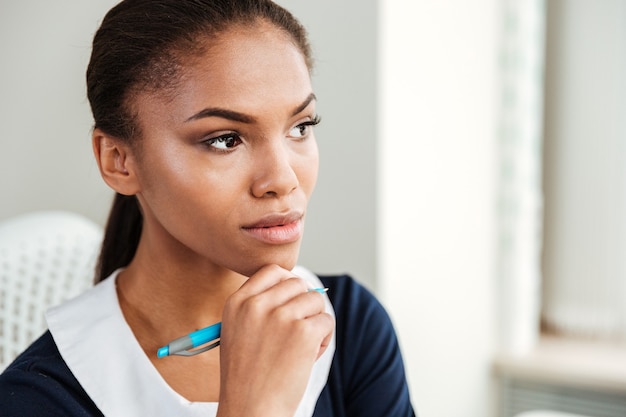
[46,266,336,417]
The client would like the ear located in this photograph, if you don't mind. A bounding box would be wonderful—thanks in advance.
[92,128,141,196]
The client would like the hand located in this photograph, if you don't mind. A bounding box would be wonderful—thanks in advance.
[216,264,334,417]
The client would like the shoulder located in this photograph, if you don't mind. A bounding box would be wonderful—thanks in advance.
[319,275,396,360]
[319,274,377,310]
[2,331,66,380]
[314,274,416,417]
[0,331,102,416]
[318,274,391,336]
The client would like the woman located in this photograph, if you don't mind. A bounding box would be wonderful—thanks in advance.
[0,1,415,416]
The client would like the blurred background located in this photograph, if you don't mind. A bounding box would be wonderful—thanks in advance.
[1,1,625,416]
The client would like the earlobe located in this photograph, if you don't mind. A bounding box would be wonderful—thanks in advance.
[92,129,140,195]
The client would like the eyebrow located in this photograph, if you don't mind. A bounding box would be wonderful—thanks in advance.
[184,93,317,124]
[290,93,317,117]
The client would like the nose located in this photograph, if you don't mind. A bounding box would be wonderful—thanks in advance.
[250,143,299,198]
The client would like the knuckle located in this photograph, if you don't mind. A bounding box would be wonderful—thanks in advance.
[289,318,310,338]
[286,276,308,292]
[244,293,267,315]
[223,293,241,313]
[272,304,295,323]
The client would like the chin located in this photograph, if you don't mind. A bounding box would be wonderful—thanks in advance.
[238,248,301,277]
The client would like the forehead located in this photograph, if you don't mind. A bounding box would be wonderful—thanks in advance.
[135,23,313,123]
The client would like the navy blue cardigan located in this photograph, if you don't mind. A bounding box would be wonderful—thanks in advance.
[0,275,416,416]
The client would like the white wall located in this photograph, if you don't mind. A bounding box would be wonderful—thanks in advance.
[275,0,379,291]
[0,1,116,225]
[379,1,499,416]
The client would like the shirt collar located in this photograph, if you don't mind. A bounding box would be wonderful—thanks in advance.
[46,266,335,417]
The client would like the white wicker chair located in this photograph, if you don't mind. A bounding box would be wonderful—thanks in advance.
[0,211,103,370]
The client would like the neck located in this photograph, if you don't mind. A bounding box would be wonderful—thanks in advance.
[115,237,247,359]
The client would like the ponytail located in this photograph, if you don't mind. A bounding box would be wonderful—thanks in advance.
[95,193,143,283]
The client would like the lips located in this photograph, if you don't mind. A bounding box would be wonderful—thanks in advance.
[242,211,304,244]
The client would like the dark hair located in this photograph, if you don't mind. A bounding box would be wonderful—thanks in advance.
[89,0,313,283]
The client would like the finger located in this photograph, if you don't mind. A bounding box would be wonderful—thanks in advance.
[245,277,310,312]
[282,289,328,319]
[265,292,330,349]
[232,278,309,321]
[299,312,335,361]
[235,264,295,297]
[316,315,335,359]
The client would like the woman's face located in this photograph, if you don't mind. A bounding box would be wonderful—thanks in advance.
[129,24,319,277]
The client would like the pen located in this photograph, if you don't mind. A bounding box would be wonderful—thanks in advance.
[157,287,329,358]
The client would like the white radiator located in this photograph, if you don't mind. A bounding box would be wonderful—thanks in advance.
[499,377,626,417]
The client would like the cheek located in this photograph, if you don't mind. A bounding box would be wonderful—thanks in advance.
[300,142,319,195]
[133,147,205,217]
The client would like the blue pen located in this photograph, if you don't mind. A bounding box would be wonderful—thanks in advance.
[157,287,328,358]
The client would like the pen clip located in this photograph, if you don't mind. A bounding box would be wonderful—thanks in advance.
[172,340,221,356]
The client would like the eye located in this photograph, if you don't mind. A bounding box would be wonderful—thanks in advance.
[288,115,321,139]
[203,133,242,151]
